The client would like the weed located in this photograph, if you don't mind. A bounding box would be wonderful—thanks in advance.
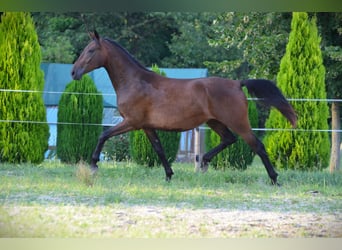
[75,161,96,187]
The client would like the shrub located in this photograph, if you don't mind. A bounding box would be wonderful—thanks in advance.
[103,133,130,161]
[57,75,103,164]
[129,65,181,167]
[264,12,330,170]
[0,12,49,163]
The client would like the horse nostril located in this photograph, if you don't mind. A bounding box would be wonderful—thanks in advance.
[71,68,84,80]
[71,69,78,80]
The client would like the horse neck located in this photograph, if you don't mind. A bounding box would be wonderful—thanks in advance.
[103,41,150,92]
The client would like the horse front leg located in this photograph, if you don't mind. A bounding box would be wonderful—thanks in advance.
[144,128,174,181]
[91,120,133,172]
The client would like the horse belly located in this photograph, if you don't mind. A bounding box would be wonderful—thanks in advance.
[147,102,208,131]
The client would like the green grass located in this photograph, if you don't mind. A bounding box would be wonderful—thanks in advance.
[0,159,341,237]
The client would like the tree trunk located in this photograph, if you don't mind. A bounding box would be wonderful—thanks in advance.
[329,101,341,173]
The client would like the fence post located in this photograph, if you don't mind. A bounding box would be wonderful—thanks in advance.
[194,127,201,172]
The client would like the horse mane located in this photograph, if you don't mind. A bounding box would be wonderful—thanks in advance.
[103,38,152,73]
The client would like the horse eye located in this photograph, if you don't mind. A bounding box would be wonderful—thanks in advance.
[88,49,95,54]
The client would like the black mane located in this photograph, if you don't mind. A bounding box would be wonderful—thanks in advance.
[104,38,152,73]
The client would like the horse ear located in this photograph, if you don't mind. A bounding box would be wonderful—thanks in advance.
[93,30,100,40]
[89,30,100,42]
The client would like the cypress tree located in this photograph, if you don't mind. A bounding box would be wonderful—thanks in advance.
[57,75,103,164]
[0,12,49,163]
[129,65,181,167]
[264,12,330,170]
[205,89,258,170]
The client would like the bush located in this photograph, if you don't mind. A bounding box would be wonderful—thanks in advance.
[130,130,181,167]
[205,89,258,170]
[129,65,181,167]
[0,12,49,163]
[103,133,130,161]
[264,12,330,170]
[57,75,103,164]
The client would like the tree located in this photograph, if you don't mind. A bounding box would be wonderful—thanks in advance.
[32,12,177,65]
[317,13,342,172]
[162,13,232,70]
[57,75,103,164]
[205,89,258,170]
[0,12,49,164]
[129,65,181,167]
[264,12,330,170]
[207,12,291,79]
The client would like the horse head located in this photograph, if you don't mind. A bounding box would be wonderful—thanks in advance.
[71,30,106,80]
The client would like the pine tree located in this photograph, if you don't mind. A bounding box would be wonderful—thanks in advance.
[57,75,103,164]
[0,12,49,163]
[129,65,181,167]
[264,12,330,170]
[205,89,258,170]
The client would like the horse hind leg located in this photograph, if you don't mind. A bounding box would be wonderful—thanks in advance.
[239,131,278,185]
[201,120,237,172]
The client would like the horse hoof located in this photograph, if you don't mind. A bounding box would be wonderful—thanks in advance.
[165,175,172,182]
[200,162,209,173]
[271,179,281,186]
[90,164,99,175]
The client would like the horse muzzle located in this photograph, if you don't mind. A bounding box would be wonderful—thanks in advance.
[71,67,85,80]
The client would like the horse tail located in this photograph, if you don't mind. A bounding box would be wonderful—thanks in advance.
[241,79,297,127]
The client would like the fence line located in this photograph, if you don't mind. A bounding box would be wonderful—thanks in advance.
[0,119,105,127]
[0,119,341,133]
[200,126,342,133]
[1,88,341,133]
[1,88,342,102]
[0,88,114,97]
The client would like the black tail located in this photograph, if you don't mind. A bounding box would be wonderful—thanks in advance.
[241,79,297,127]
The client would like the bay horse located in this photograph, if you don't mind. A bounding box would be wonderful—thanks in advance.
[71,31,296,185]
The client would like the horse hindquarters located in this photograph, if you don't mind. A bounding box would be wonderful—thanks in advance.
[207,81,278,184]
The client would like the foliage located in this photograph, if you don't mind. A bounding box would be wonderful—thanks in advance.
[163,13,232,70]
[0,12,49,163]
[316,13,342,172]
[317,12,342,99]
[103,133,130,161]
[129,65,181,167]
[207,12,291,79]
[32,12,177,65]
[205,89,258,170]
[264,12,330,170]
[57,75,103,164]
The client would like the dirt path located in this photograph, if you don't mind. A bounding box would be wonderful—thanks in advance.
[1,205,341,237]
[110,206,342,237]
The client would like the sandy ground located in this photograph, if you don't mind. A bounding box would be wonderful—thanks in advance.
[1,205,341,237]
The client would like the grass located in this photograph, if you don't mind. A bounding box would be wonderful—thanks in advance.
[0,159,341,237]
